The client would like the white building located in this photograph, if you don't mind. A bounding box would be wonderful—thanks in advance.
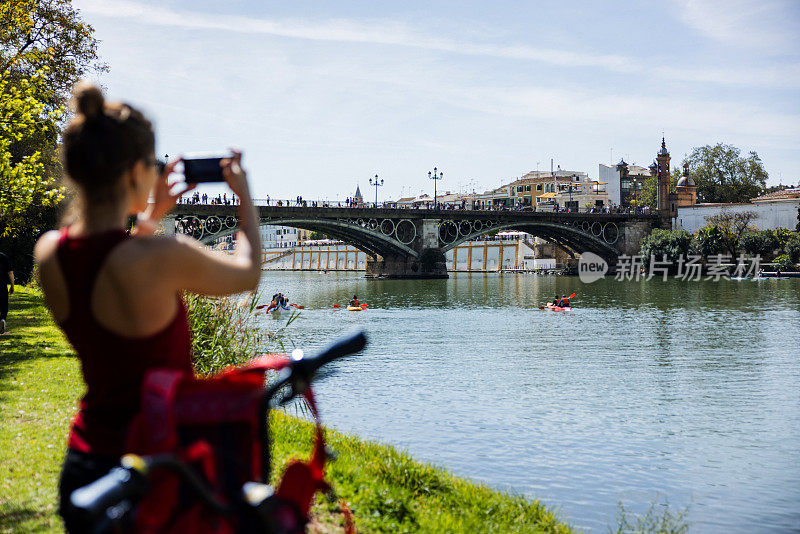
[259,225,310,249]
[599,163,651,207]
[599,164,620,206]
[674,188,800,233]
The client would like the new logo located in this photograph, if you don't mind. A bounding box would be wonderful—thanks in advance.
[578,252,608,283]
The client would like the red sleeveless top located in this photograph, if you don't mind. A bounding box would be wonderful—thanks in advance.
[56,228,193,456]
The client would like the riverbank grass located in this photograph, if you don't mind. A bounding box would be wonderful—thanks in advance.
[0,287,572,533]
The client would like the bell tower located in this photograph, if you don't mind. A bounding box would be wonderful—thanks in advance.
[656,137,671,219]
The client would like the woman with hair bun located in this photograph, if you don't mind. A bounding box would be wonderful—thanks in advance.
[33,82,261,532]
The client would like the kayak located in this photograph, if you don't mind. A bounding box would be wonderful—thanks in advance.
[346,306,363,311]
[546,305,572,312]
[270,304,291,315]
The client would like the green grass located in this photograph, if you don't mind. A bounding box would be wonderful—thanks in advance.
[0,287,81,532]
[0,287,573,533]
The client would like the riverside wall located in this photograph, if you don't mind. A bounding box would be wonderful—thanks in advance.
[261,239,551,272]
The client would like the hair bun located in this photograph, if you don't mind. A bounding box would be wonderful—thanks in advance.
[73,81,104,120]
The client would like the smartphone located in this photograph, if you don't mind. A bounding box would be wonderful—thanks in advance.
[182,156,227,183]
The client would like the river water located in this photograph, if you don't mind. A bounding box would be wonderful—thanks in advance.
[254,272,800,532]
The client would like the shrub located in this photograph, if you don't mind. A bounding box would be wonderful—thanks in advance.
[772,227,794,251]
[773,254,797,272]
[694,226,726,258]
[786,234,800,263]
[738,230,777,259]
[640,229,692,270]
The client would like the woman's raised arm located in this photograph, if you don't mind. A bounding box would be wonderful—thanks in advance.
[160,151,262,296]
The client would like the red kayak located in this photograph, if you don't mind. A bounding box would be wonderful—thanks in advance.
[546,304,572,312]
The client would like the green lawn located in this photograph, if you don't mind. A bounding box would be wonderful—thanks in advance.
[0,287,80,532]
[0,287,573,533]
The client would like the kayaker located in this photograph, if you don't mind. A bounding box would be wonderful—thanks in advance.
[349,295,359,307]
[552,295,559,306]
[561,295,570,307]
[265,292,281,312]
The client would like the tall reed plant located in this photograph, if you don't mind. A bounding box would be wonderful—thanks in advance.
[185,292,301,375]
[185,292,260,374]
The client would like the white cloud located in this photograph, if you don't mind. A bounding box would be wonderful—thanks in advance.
[673,0,800,51]
[431,83,800,146]
[74,0,800,89]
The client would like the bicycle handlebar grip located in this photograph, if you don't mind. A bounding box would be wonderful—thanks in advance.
[313,330,367,367]
[71,466,146,518]
[292,330,367,381]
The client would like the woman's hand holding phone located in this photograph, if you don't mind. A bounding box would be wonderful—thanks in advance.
[221,150,249,200]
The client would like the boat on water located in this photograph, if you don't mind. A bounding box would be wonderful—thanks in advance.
[269,304,292,315]
[346,306,363,311]
[755,271,800,279]
[546,304,572,312]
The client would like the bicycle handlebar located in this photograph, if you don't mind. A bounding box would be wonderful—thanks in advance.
[71,457,147,519]
[72,454,232,523]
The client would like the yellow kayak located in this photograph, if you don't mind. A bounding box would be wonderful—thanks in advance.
[346,306,362,311]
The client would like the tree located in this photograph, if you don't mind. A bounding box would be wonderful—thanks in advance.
[309,231,331,240]
[0,70,63,237]
[0,0,105,280]
[639,228,692,271]
[637,167,679,209]
[1,0,106,100]
[685,144,768,203]
[702,210,758,257]
[796,206,800,232]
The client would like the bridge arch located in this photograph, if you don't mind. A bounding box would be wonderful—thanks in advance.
[195,217,419,259]
[439,221,620,263]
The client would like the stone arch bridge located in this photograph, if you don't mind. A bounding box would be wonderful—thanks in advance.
[167,206,662,278]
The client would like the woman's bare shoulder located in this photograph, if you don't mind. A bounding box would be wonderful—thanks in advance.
[123,232,201,255]
[109,233,204,276]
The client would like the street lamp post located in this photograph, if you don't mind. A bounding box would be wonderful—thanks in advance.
[616,159,629,211]
[369,174,384,208]
[569,174,575,212]
[428,167,443,209]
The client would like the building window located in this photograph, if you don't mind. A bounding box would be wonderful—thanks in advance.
[536,184,542,192]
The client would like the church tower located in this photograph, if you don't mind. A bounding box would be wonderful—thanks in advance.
[656,137,671,218]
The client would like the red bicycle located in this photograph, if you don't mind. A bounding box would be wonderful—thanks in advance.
[71,331,367,534]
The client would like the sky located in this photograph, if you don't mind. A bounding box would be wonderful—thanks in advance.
[72,0,800,201]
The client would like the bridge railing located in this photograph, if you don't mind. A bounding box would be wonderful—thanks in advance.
[175,196,655,215]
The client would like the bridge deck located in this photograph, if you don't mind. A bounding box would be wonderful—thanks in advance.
[172,205,659,223]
